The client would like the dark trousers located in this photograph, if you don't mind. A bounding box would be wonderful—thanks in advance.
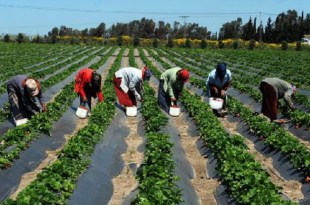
[158,80,171,113]
[79,86,93,111]
[8,91,36,120]
[259,82,278,121]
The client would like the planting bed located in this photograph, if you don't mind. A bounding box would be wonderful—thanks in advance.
[0,44,309,205]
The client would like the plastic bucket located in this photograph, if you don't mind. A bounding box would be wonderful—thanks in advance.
[126,106,137,117]
[14,118,28,126]
[209,98,223,110]
[169,107,180,117]
[76,106,89,118]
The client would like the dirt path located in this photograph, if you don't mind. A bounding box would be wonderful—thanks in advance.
[108,117,144,205]
[108,49,145,204]
[9,50,119,199]
[218,117,304,202]
[173,114,218,205]
[135,48,218,205]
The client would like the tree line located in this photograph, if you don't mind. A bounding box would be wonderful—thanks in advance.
[2,10,310,44]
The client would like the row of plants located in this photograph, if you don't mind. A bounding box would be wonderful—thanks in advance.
[181,90,294,204]
[159,48,310,128]
[0,47,117,169]
[0,44,78,83]
[128,48,182,204]
[140,48,294,204]
[1,47,123,204]
[0,47,106,125]
[158,48,310,173]
[0,46,93,94]
[227,97,310,178]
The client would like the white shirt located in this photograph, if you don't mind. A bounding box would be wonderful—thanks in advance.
[115,67,143,99]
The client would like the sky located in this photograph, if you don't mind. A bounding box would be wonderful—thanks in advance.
[0,0,309,36]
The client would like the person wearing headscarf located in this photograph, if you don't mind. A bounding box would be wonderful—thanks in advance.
[114,66,152,107]
[7,75,47,125]
[206,62,232,111]
[259,78,297,121]
[74,68,104,111]
[158,67,190,112]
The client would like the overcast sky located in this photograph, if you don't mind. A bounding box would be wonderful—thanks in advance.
[0,0,309,35]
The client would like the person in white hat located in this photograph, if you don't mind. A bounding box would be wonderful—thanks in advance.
[7,75,47,126]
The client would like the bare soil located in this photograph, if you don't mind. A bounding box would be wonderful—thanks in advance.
[136,49,218,204]
[108,117,144,205]
[9,51,119,199]
[108,49,144,204]
[219,113,304,202]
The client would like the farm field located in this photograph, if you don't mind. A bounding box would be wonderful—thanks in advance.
[0,43,309,205]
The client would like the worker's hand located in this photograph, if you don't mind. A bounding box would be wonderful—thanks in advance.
[41,103,48,112]
[211,87,218,94]
[135,94,141,101]
[220,90,226,98]
[171,98,177,106]
[82,97,87,102]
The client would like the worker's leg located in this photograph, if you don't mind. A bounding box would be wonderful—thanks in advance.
[260,82,277,121]
[157,79,170,112]
[8,91,26,120]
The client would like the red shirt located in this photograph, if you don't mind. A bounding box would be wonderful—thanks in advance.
[74,68,104,102]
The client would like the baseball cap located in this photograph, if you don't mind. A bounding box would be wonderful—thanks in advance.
[179,69,189,82]
[216,63,227,77]
[25,79,39,96]
[142,67,152,81]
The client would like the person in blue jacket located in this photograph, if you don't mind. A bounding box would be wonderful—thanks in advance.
[7,75,47,125]
[206,62,232,115]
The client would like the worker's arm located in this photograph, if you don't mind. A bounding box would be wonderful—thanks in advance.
[284,90,295,110]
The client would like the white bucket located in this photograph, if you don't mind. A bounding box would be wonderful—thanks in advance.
[14,118,28,126]
[76,106,89,118]
[169,107,180,117]
[126,106,137,117]
[209,98,223,110]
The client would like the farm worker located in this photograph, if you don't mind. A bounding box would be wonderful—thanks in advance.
[74,68,104,112]
[7,75,47,125]
[114,66,152,107]
[259,78,297,121]
[158,67,189,112]
[206,62,232,113]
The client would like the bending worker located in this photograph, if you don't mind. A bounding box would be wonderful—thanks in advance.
[158,67,189,112]
[114,66,152,108]
[7,75,47,125]
[74,68,104,112]
[206,62,232,114]
[259,78,297,122]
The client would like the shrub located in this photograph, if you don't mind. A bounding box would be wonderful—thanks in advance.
[133,36,140,47]
[232,41,239,49]
[152,38,159,48]
[184,38,192,48]
[166,37,174,48]
[281,40,288,51]
[218,40,224,49]
[248,39,256,50]
[200,39,208,49]
[296,41,302,51]
[117,36,123,46]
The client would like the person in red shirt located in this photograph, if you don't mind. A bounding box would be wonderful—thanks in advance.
[74,68,104,112]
